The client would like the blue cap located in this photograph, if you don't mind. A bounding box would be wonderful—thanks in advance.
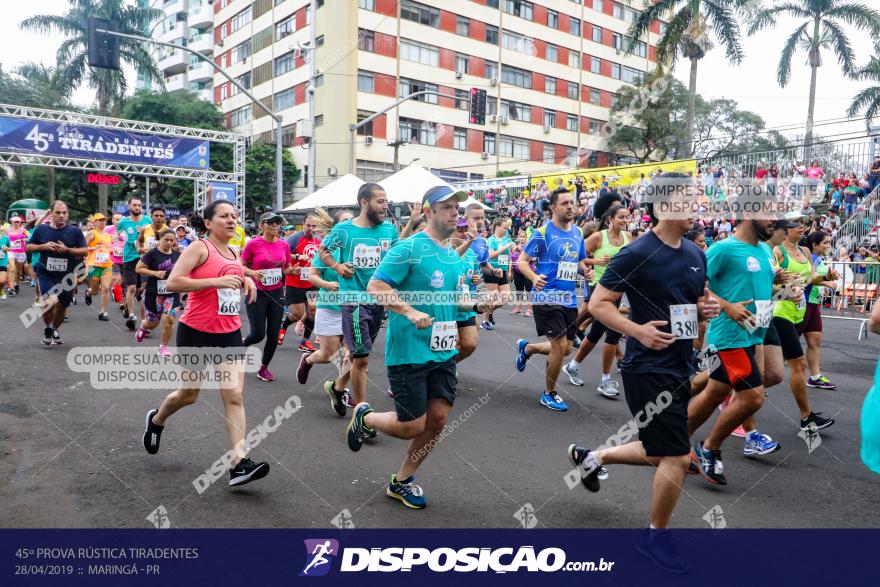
[422,185,468,208]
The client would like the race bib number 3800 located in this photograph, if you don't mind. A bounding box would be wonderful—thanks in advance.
[670,304,698,339]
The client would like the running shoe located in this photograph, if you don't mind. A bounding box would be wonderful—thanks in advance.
[566,444,601,492]
[294,320,305,336]
[276,327,287,346]
[510,307,521,315]
[572,336,581,349]
[636,528,690,575]
[480,320,494,331]
[0,292,6,301]
[384,388,393,399]
[296,352,312,384]
[346,402,374,452]
[323,381,347,418]
[29,280,35,288]
[743,431,780,456]
[342,392,356,409]
[515,338,530,372]
[257,366,276,382]
[14,284,19,294]
[564,364,584,386]
[800,412,835,431]
[142,409,163,454]
[524,309,532,317]
[125,317,136,331]
[158,344,171,358]
[691,441,727,485]
[84,290,92,306]
[135,327,147,343]
[41,327,53,346]
[597,379,620,398]
[98,312,109,321]
[386,474,426,509]
[228,458,270,487]
[299,340,317,352]
[51,331,63,345]
[488,315,496,325]
[540,391,568,411]
[807,376,837,390]
[732,425,747,438]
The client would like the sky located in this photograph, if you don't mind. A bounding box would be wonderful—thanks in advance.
[0,1,876,142]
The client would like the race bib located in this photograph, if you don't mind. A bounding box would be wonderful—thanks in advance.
[556,261,578,282]
[300,266,311,280]
[670,304,698,339]
[46,257,68,272]
[796,295,807,311]
[755,300,773,329]
[262,268,282,287]
[498,254,510,265]
[145,237,157,250]
[353,245,381,269]
[157,280,169,296]
[430,321,458,352]
[111,247,123,257]
[0,250,5,260]
[217,287,241,316]
[95,252,109,264]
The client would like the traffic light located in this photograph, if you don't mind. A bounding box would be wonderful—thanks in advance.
[469,88,487,125]
[88,17,120,70]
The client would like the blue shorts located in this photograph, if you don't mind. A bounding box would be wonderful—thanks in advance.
[37,273,73,307]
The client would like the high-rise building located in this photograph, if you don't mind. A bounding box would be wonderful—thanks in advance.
[213,0,662,200]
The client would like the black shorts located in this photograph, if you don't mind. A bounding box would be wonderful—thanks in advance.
[512,271,532,292]
[484,269,509,286]
[709,346,763,391]
[342,303,384,358]
[798,303,822,334]
[763,320,780,347]
[387,358,457,422]
[621,372,690,457]
[586,318,622,345]
[533,304,578,340]
[772,316,804,360]
[176,321,245,366]
[456,316,476,328]
[286,286,317,305]
[121,260,141,288]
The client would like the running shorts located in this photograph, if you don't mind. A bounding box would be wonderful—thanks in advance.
[512,271,532,292]
[12,252,26,264]
[532,304,578,340]
[772,316,804,360]
[484,270,509,286]
[763,320,780,347]
[341,303,384,358]
[798,303,823,335]
[285,286,317,305]
[456,316,477,328]
[37,274,73,307]
[709,346,763,391]
[145,293,180,323]
[87,266,111,280]
[387,358,457,422]
[122,260,141,288]
[314,307,343,337]
[621,372,690,457]
[176,321,244,366]
[586,318,622,345]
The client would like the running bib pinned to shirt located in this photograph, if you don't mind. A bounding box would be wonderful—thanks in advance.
[157,280,169,296]
[430,321,458,352]
[217,287,241,316]
[111,246,123,257]
[299,266,311,280]
[556,261,578,282]
[498,254,510,265]
[353,245,381,269]
[145,237,157,250]
[670,304,698,339]
[755,300,773,329]
[95,252,109,264]
[46,257,68,272]
[262,268,282,287]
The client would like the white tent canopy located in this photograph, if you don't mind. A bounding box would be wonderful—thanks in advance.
[379,164,452,205]
[281,174,365,211]
[460,197,491,210]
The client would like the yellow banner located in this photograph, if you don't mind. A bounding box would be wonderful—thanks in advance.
[533,159,697,191]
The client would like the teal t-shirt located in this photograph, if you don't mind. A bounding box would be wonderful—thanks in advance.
[117,216,152,263]
[312,250,341,312]
[321,219,398,302]
[706,237,775,350]
[456,247,481,322]
[488,235,513,269]
[373,231,463,366]
[0,235,10,266]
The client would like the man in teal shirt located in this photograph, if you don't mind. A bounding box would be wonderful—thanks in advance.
[346,185,490,510]
[116,196,151,330]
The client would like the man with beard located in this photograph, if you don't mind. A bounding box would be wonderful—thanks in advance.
[319,183,399,410]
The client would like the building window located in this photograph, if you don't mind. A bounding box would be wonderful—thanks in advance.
[565,81,577,100]
[611,63,621,79]
[276,17,294,40]
[456,16,470,36]
[230,6,252,32]
[503,0,534,20]
[274,88,295,111]
[566,114,578,131]
[358,29,375,52]
[274,51,295,76]
[621,65,643,84]
[544,76,556,94]
[399,117,437,146]
[566,147,577,166]
[485,24,499,45]
[357,70,374,93]
[400,39,439,66]
[486,0,499,7]
[453,127,467,150]
[230,105,251,127]
[483,132,495,155]
[659,21,668,35]
[543,144,555,164]
[231,72,251,95]
[592,26,602,43]
[501,100,530,121]
[569,18,580,36]
[589,120,602,135]
[401,1,440,27]
[501,65,531,88]
[219,84,229,100]
[359,0,375,9]
[546,43,558,62]
[591,56,601,74]
[484,60,498,80]
[502,31,534,55]
[632,41,648,58]
[356,111,374,136]
[499,136,529,159]
[612,33,622,50]
[455,53,469,75]
[400,78,438,103]
[455,89,469,110]
[234,39,251,63]
[614,2,639,23]
[314,114,324,127]
[547,10,558,29]
[589,88,600,104]
[568,50,579,68]
[611,94,620,107]
[544,110,556,127]
[593,0,604,11]
[281,124,296,147]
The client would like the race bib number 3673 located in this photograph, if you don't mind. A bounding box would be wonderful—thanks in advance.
[430,321,458,352]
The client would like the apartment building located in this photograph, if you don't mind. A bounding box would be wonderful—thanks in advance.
[212,0,661,197]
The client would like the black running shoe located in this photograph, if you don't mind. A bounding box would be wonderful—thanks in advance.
[41,327,53,346]
[125,318,136,331]
[567,444,601,492]
[98,312,110,321]
[636,528,690,574]
[229,458,270,487]
[84,290,92,306]
[323,381,346,418]
[691,441,727,486]
[51,330,63,345]
[346,403,374,452]
[800,412,835,431]
[143,409,163,454]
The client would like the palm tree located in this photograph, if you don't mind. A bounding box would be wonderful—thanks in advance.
[626,1,749,157]
[748,1,880,146]
[21,0,163,211]
[848,55,880,128]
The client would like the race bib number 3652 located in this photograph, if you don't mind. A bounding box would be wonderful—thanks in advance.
[670,304,698,339]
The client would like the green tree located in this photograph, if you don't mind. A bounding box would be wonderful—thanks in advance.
[626,1,748,156]
[496,170,521,178]
[748,0,880,145]
[847,55,880,128]
[120,89,225,131]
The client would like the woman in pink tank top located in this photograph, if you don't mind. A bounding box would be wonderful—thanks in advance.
[141,201,270,488]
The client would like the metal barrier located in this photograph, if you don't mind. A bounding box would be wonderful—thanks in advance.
[830,187,880,254]
[820,260,880,339]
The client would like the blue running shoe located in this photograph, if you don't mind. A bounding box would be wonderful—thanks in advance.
[480,320,494,331]
[691,441,726,485]
[743,430,780,456]
[386,474,426,509]
[540,391,568,411]
[636,528,690,574]
[515,338,530,372]
[346,403,374,452]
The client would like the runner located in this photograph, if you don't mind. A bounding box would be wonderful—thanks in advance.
[484,218,514,325]
[241,212,293,382]
[773,217,835,431]
[135,228,181,356]
[297,208,356,416]
[509,231,533,317]
[141,200,269,487]
[6,215,29,296]
[280,214,322,351]
[513,188,589,412]
[462,204,501,331]
[25,201,88,345]
[450,215,482,364]
[118,197,152,331]
[83,213,113,321]
[801,231,840,389]
[564,204,631,397]
[318,183,399,407]
[136,205,168,255]
[346,185,489,509]
[0,226,9,301]
[106,213,126,313]
[567,185,719,572]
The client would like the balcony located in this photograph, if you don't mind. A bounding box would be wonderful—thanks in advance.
[157,49,187,74]
[188,2,212,28]
[164,73,187,93]
[193,88,213,102]
[188,60,214,82]
[161,0,187,17]
[188,32,212,54]
[158,21,186,43]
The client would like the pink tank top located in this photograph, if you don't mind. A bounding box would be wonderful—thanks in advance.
[179,239,244,334]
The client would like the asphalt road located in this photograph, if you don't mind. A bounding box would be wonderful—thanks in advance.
[2,286,879,530]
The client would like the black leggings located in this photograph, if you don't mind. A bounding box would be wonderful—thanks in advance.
[243,288,285,366]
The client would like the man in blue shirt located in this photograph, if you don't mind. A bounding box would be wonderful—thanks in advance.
[514,188,588,412]
[463,203,502,330]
